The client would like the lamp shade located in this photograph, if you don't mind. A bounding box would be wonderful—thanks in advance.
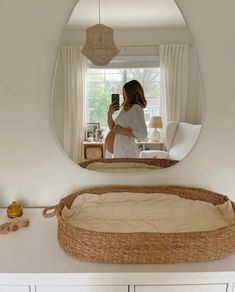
[149,116,163,128]
[81,24,119,66]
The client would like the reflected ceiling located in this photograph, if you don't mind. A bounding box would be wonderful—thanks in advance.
[68,0,186,29]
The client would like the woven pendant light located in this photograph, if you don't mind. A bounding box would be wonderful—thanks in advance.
[81,0,119,66]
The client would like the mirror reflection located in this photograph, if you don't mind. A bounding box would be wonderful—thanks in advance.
[52,0,203,173]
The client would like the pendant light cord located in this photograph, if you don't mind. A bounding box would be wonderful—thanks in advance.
[98,0,101,24]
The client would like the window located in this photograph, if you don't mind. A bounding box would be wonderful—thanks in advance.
[85,56,160,129]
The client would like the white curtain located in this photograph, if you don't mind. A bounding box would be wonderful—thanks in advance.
[160,44,189,129]
[61,45,86,163]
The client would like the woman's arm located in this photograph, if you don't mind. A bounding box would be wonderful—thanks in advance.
[107,114,115,131]
[111,105,147,139]
[112,125,135,137]
[107,103,119,130]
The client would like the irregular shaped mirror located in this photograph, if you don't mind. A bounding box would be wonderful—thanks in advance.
[52,0,203,173]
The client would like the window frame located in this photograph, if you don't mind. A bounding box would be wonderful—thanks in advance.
[85,56,161,129]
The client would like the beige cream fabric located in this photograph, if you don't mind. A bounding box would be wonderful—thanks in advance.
[86,162,161,173]
[61,46,86,163]
[62,192,235,233]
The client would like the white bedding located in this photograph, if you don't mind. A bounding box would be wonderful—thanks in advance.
[86,162,162,173]
[62,192,235,233]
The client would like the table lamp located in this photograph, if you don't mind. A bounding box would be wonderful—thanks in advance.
[149,116,163,142]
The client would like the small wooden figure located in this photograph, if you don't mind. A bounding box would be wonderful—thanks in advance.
[0,218,30,234]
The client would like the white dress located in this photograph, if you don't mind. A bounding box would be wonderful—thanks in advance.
[112,104,147,158]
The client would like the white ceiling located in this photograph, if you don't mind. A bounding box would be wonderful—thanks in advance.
[67,0,186,29]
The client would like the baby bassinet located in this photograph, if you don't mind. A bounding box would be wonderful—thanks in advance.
[43,185,235,264]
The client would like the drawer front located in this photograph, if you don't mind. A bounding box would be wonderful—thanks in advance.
[135,284,227,292]
[36,286,127,292]
[0,286,30,292]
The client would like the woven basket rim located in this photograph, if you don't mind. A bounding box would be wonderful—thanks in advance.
[55,185,235,237]
[79,158,179,169]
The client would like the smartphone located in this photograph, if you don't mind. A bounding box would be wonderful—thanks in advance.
[111,94,120,110]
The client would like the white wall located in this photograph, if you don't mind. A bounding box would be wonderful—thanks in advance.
[63,27,192,44]
[0,0,234,207]
[186,46,203,124]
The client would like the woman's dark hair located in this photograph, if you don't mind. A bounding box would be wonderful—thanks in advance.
[122,80,147,110]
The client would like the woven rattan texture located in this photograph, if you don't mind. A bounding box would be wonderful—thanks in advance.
[44,186,235,264]
[79,158,179,169]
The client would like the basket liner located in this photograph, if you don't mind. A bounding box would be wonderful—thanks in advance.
[79,158,179,172]
[61,192,235,233]
[43,185,235,264]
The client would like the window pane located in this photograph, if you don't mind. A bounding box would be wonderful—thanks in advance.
[86,69,124,128]
[86,67,161,130]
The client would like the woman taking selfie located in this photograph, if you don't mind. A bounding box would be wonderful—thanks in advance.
[106,79,147,158]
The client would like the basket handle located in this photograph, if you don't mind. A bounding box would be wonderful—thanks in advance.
[42,205,58,218]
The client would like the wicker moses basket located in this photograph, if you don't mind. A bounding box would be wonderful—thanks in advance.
[79,158,179,171]
[43,185,235,264]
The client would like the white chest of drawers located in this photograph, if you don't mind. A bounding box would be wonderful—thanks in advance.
[1,209,235,292]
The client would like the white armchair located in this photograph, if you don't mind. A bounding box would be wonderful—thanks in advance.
[140,121,201,161]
